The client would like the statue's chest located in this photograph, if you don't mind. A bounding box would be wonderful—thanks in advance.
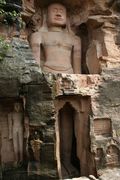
[13,112,23,121]
[43,32,73,47]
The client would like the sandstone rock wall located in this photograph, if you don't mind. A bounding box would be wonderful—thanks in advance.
[0,0,120,179]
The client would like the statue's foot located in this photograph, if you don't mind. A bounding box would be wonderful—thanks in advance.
[62,161,79,177]
[18,161,23,167]
[14,161,18,167]
[35,163,41,175]
[61,164,69,178]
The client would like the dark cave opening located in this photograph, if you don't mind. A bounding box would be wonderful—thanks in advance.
[71,126,80,174]
[59,102,80,179]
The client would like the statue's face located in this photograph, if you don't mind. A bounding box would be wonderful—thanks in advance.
[47,3,67,27]
[14,102,22,112]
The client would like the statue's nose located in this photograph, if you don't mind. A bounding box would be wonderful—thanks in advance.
[56,13,62,17]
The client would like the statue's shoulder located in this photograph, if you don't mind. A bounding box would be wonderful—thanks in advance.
[74,34,81,41]
[28,31,46,44]
[69,33,80,40]
[72,34,81,46]
[30,30,54,45]
[29,31,43,44]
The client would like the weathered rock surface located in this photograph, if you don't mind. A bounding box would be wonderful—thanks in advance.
[99,168,120,180]
[65,174,98,180]
[0,37,57,179]
[0,0,120,179]
[65,177,90,180]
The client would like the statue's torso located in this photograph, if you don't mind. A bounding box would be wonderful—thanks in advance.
[41,31,74,73]
[12,112,23,128]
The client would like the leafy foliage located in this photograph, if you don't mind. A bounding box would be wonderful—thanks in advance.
[0,0,23,27]
[0,36,10,61]
[0,0,6,4]
[0,0,6,15]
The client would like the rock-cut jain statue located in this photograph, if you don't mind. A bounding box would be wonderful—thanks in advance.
[29,3,81,74]
[8,102,24,164]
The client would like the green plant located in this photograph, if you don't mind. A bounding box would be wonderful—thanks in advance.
[4,10,20,24]
[0,0,6,4]
[0,0,6,16]
[0,0,23,27]
[0,36,10,61]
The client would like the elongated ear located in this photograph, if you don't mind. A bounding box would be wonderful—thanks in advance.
[8,113,12,121]
[41,9,48,30]
[66,17,74,35]
[24,115,29,125]
[8,113,13,139]
[20,96,26,110]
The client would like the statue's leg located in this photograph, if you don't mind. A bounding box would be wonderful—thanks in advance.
[36,161,40,175]
[60,105,78,177]
[13,128,19,162]
[74,103,91,176]
[18,127,23,162]
[74,112,82,162]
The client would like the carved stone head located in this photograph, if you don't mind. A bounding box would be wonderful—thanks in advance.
[47,3,67,28]
[14,102,23,112]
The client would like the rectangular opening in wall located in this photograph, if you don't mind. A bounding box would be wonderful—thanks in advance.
[94,118,112,137]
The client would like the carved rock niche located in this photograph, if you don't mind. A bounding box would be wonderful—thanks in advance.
[0,100,14,166]
[95,148,105,169]
[106,145,120,167]
[59,102,80,178]
[55,96,96,179]
[94,118,112,137]
[0,98,26,167]
[27,125,43,176]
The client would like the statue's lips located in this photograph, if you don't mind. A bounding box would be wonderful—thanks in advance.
[54,17,63,21]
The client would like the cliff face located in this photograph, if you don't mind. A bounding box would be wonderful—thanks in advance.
[0,0,120,180]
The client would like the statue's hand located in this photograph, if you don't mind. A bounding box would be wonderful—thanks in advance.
[9,134,12,140]
[24,117,29,138]
[24,130,29,138]
[24,132,27,138]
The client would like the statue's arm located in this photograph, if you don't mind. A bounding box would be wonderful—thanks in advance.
[8,113,13,139]
[73,36,81,74]
[24,115,29,139]
[29,32,42,67]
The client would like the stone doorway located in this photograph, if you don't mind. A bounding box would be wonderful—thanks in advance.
[55,96,96,179]
[59,102,80,178]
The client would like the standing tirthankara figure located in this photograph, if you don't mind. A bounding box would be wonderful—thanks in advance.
[29,3,81,74]
[8,102,25,164]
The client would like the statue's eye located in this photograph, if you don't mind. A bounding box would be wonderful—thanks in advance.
[59,9,63,13]
[53,8,58,13]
